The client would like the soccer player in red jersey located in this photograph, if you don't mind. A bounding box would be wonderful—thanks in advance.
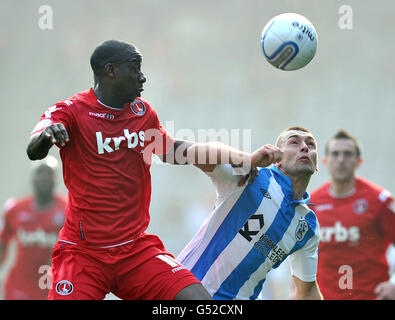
[26,40,261,300]
[310,130,395,300]
[0,156,66,300]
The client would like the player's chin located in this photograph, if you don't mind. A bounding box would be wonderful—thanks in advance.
[296,164,315,175]
[333,172,352,182]
[127,93,139,102]
[132,90,142,100]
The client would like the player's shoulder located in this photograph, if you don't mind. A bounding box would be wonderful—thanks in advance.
[258,166,273,176]
[309,181,331,199]
[208,163,239,180]
[3,198,17,213]
[356,176,393,203]
[357,176,385,193]
[2,196,32,214]
[50,89,93,110]
[254,167,276,187]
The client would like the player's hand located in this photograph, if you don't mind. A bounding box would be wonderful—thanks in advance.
[375,281,395,300]
[251,144,283,168]
[42,123,69,147]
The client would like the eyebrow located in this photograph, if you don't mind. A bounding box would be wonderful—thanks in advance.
[128,52,142,62]
[331,149,354,154]
[286,135,316,143]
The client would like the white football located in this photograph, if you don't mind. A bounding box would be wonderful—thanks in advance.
[261,13,318,71]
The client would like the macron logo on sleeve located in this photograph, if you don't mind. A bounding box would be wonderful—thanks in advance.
[96,129,145,154]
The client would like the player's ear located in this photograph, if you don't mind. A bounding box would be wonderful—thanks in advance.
[104,63,117,78]
[322,157,328,167]
[357,157,363,167]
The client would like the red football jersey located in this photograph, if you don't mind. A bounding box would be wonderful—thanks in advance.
[310,177,395,299]
[30,89,174,247]
[0,196,66,299]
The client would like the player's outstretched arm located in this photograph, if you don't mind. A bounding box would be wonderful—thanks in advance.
[161,140,282,185]
[186,143,282,171]
[292,276,323,300]
[27,123,69,160]
[185,142,282,168]
[186,141,252,171]
[159,139,193,165]
[160,140,282,167]
[160,139,252,169]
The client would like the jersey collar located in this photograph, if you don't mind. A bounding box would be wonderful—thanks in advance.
[269,165,311,206]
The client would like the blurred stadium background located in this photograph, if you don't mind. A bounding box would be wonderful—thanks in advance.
[0,0,394,298]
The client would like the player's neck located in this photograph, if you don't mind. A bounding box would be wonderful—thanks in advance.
[276,166,311,200]
[290,174,311,200]
[93,84,125,109]
[329,177,356,198]
[34,193,54,211]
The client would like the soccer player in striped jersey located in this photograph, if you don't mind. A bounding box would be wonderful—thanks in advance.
[310,130,395,300]
[177,126,323,300]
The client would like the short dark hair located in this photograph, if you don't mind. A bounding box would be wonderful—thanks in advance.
[275,126,313,147]
[90,40,141,76]
[325,129,362,158]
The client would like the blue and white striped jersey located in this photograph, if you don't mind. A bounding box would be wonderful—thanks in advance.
[177,164,320,300]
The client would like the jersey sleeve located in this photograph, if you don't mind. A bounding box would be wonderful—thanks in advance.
[205,164,243,199]
[30,101,74,137]
[377,190,395,243]
[288,234,320,282]
[144,108,175,157]
[153,123,175,156]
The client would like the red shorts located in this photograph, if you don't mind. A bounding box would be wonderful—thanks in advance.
[48,233,200,300]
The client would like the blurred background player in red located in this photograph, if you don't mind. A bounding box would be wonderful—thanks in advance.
[310,130,395,300]
[0,156,66,299]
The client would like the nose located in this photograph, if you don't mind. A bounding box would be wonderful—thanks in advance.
[300,141,308,152]
[337,153,345,162]
[139,72,146,84]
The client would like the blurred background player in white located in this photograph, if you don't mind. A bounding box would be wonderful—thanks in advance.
[0,156,66,299]
[310,130,395,300]
[178,126,323,300]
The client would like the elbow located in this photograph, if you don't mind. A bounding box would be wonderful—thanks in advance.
[26,147,36,160]
[26,134,49,161]
[27,150,40,161]
[26,146,45,161]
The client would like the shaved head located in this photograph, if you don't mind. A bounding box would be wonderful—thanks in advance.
[90,40,142,77]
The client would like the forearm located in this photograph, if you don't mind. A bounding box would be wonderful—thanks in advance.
[26,132,53,160]
[186,142,252,167]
